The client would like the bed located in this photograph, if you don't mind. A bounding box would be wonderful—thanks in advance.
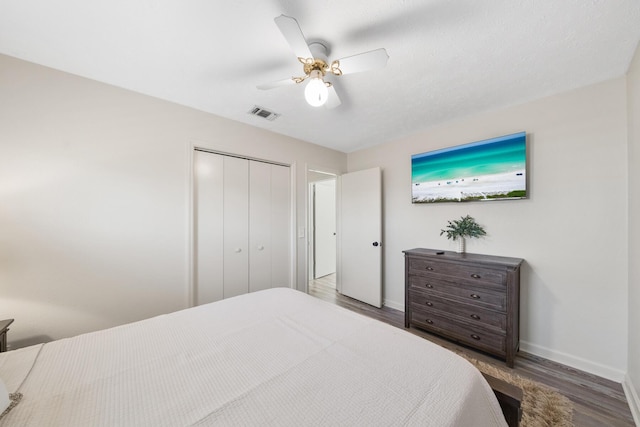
[0,288,513,426]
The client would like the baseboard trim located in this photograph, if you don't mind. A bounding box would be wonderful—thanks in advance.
[383,298,404,311]
[380,305,629,384]
[519,340,626,382]
[623,375,640,427]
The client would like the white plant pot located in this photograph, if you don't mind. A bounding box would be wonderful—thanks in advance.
[457,237,466,254]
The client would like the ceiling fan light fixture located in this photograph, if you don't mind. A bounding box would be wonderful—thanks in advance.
[304,70,328,107]
[260,15,388,110]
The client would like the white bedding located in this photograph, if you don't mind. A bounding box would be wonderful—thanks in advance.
[0,288,507,426]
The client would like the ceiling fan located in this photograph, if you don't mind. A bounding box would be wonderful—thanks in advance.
[257,15,389,108]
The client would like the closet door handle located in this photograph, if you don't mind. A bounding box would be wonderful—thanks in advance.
[257,246,264,251]
[234,248,242,253]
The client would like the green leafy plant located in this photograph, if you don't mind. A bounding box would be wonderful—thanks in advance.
[440,215,486,241]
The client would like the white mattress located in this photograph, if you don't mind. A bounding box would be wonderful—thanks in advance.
[0,288,507,426]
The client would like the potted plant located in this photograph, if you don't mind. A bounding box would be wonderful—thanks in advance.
[440,215,486,253]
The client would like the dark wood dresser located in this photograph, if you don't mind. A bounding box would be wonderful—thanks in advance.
[0,318,14,352]
[404,248,523,367]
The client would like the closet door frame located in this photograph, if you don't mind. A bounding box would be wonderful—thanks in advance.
[188,143,296,307]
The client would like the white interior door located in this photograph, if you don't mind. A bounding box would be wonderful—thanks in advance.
[270,164,291,288]
[338,167,382,307]
[249,161,272,293]
[223,156,249,298]
[194,151,224,305]
[314,180,336,278]
[249,161,291,291]
[194,151,291,304]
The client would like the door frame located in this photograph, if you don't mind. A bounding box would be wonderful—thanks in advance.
[187,141,297,307]
[308,175,337,281]
[305,165,340,294]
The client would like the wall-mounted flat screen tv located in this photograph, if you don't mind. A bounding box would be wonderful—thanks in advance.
[411,132,527,203]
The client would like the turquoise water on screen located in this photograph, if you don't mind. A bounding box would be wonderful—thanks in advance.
[411,132,526,183]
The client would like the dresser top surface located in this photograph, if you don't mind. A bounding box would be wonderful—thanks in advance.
[0,319,14,331]
[403,248,523,268]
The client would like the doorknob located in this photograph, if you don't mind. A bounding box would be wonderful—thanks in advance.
[372,242,380,247]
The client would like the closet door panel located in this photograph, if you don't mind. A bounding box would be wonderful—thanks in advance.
[194,151,224,304]
[249,161,272,292]
[223,156,249,298]
[271,164,291,288]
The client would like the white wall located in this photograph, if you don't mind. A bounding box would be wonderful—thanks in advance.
[1,49,634,388]
[0,54,347,348]
[348,78,629,381]
[626,41,640,423]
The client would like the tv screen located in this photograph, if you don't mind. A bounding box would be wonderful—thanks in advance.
[411,132,527,203]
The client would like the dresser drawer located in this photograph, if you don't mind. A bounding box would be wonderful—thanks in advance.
[408,257,506,288]
[409,290,506,331]
[409,275,506,311]
[410,310,506,356]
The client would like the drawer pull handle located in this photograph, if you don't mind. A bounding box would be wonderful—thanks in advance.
[470,294,480,299]
[426,319,434,324]
[471,274,481,279]
[470,334,481,340]
[426,266,434,271]
[425,302,433,307]
[470,314,480,320]
[425,284,433,289]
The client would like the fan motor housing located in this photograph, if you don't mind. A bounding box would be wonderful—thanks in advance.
[303,59,328,75]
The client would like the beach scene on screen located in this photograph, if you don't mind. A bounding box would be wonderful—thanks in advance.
[411,132,526,203]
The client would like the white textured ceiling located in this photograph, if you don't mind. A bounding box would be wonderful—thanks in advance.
[1,1,639,153]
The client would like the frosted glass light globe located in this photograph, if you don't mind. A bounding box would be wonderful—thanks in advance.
[304,77,328,107]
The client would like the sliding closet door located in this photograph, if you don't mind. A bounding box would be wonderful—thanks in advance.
[270,164,291,288]
[249,161,291,291]
[223,156,249,298]
[249,161,272,292]
[194,150,291,305]
[194,151,224,304]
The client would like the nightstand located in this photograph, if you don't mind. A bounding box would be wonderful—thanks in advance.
[0,319,14,352]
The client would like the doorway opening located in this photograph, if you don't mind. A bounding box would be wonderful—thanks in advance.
[307,169,337,291]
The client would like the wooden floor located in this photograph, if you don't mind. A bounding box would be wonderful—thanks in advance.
[309,274,636,427]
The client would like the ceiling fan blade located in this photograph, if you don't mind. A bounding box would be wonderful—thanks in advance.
[325,85,342,109]
[274,15,313,61]
[333,48,389,75]
[256,78,295,90]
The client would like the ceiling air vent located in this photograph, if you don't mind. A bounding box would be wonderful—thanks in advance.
[249,106,279,121]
